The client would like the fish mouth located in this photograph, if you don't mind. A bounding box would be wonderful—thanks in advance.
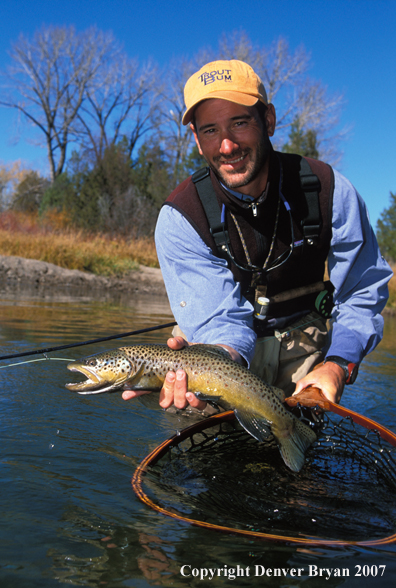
[65,363,116,394]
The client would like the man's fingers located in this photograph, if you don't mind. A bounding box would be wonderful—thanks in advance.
[159,370,177,409]
[186,392,207,411]
[173,369,189,409]
[167,336,188,350]
[122,389,151,401]
[158,369,207,411]
[293,363,344,404]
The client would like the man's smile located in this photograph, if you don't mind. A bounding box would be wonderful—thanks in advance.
[221,155,245,164]
[217,152,250,170]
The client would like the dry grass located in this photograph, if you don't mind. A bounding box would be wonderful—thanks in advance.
[0,212,394,308]
[0,211,158,276]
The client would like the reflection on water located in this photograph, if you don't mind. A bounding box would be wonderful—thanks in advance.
[1,291,396,587]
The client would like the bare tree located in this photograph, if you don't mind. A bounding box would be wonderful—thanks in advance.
[156,51,213,187]
[156,57,197,186]
[1,26,118,181]
[75,55,158,165]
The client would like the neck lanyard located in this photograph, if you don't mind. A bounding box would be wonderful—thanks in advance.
[220,157,295,282]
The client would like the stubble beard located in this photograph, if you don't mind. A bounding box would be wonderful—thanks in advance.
[208,138,271,192]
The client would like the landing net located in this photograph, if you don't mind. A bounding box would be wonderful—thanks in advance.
[132,401,396,546]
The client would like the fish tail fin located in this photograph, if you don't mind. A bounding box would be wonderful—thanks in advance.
[275,418,317,472]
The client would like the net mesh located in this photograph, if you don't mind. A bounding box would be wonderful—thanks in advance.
[137,408,396,544]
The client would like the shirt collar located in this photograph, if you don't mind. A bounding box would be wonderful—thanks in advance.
[219,182,256,203]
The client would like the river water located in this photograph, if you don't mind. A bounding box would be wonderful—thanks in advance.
[1,290,396,587]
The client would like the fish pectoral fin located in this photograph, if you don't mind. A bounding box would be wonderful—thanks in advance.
[234,408,273,442]
[272,418,317,473]
[194,392,222,403]
[128,373,163,391]
[124,363,146,387]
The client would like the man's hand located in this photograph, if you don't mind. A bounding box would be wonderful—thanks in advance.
[293,361,346,404]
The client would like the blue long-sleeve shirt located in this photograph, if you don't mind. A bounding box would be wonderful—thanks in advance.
[155,168,392,366]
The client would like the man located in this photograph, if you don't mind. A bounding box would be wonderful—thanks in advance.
[123,60,392,411]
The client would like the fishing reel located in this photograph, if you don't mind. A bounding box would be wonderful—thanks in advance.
[314,282,334,319]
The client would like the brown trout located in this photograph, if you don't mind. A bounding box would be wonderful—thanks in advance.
[66,344,316,472]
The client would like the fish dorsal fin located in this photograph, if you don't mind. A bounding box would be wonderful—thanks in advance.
[188,344,231,359]
[234,408,273,442]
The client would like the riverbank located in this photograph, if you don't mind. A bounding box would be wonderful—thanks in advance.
[0,254,394,313]
[0,255,167,300]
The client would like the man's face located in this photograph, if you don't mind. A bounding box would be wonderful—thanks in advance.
[191,99,275,197]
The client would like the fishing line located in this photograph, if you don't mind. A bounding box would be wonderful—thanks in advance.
[0,356,74,370]
[0,314,323,366]
[0,321,177,362]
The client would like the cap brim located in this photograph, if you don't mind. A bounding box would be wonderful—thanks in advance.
[182,91,261,125]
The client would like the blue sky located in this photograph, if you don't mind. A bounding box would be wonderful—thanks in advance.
[0,0,395,227]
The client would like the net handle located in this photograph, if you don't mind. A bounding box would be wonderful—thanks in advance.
[285,387,396,448]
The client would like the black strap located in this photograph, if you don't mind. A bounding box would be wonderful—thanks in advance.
[192,167,229,251]
[298,158,322,245]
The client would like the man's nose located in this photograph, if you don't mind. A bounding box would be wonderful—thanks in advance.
[219,137,239,155]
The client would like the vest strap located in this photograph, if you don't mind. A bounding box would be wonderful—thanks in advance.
[298,158,322,245]
[192,167,229,251]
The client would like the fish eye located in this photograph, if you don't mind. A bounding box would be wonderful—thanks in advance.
[87,359,97,367]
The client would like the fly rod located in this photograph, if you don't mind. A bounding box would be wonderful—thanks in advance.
[0,321,177,361]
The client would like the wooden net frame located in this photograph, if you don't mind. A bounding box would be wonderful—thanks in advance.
[132,390,396,546]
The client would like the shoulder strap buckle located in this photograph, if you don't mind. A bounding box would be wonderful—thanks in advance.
[192,167,210,184]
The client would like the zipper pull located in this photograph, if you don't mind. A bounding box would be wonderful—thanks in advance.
[251,203,258,217]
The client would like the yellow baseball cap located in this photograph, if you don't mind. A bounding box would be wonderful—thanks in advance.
[182,60,268,125]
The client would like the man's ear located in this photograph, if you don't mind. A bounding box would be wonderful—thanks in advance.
[190,123,204,156]
[265,104,276,137]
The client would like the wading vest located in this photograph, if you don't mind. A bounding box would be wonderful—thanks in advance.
[164,150,334,320]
